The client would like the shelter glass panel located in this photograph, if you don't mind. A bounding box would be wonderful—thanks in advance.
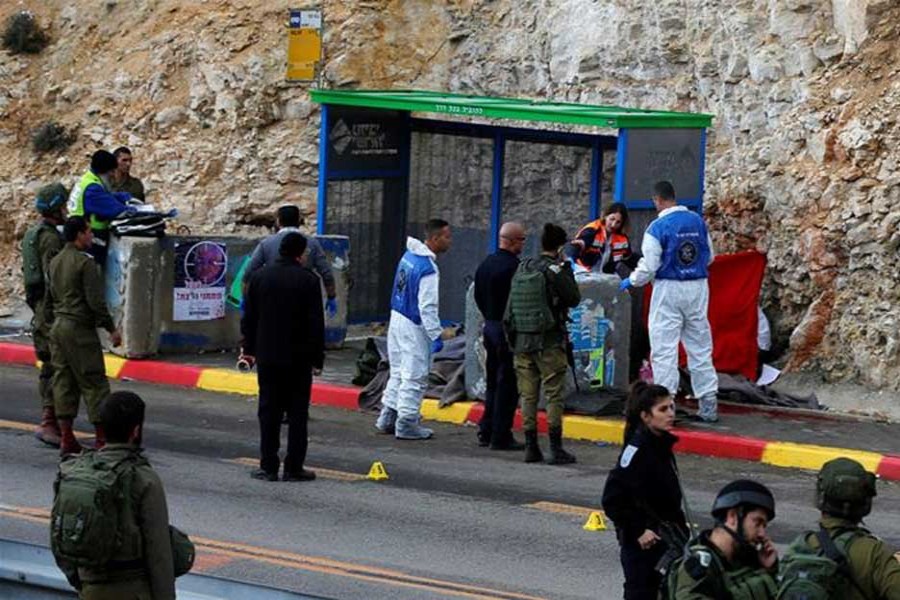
[408,132,493,323]
[326,180,403,322]
[501,141,592,257]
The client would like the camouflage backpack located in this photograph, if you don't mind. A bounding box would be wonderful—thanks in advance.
[776,527,866,600]
[21,223,54,305]
[50,451,147,568]
[504,258,556,335]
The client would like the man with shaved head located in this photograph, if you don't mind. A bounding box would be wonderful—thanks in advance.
[473,222,527,450]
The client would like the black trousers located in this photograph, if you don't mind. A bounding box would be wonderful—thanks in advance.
[257,363,312,475]
[619,539,665,600]
[478,320,519,444]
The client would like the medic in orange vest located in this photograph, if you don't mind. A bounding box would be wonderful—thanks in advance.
[571,203,635,274]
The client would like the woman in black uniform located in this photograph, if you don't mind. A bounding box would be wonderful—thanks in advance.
[602,382,688,600]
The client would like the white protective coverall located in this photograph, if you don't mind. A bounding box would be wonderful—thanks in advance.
[629,206,718,419]
[378,237,442,437]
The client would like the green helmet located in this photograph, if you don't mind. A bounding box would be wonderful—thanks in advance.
[816,458,876,521]
[35,183,68,215]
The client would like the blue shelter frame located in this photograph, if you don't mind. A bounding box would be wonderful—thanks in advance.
[310,90,712,323]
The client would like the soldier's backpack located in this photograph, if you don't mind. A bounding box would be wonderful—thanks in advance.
[776,526,866,599]
[21,223,53,307]
[505,258,557,335]
[50,451,147,568]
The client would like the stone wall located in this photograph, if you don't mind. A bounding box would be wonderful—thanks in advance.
[1,0,898,391]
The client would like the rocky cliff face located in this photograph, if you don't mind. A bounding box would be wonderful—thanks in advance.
[1,0,898,389]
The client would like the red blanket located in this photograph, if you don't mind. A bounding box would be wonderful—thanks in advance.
[643,251,766,381]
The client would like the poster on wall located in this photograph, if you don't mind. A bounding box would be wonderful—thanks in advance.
[173,240,228,321]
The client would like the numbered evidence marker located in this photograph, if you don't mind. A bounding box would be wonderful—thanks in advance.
[583,511,607,532]
[367,461,389,481]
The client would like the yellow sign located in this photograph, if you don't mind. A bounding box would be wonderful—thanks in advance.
[583,511,607,532]
[286,9,322,82]
[367,461,389,481]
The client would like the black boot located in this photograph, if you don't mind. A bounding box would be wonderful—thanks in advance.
[547,427,576,465]
[524,430,543,463]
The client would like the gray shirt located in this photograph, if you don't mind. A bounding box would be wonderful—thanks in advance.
[245,228,334,293]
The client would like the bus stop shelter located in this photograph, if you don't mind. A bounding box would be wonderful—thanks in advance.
[309,89,713,324]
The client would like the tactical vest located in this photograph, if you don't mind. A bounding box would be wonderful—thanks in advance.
[390,250,436,325]
[505,258,557,335]
[647,208,711,281]
[670,542,777,600]
[575,219,607,268]
[68,170,110,231]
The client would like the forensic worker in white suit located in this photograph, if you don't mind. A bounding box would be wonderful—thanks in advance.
[375,220,453,439]
[620,181,719,422]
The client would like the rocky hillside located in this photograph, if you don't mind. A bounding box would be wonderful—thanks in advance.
[1,0,898,389]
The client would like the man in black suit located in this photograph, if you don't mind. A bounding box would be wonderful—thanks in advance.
[241,232,325,482]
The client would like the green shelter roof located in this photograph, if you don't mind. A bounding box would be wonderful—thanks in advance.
[310,89,713,129]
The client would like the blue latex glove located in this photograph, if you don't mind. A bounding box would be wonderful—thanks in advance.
[619,278,632,292]
[431,338,444,355]
[325,297,338,318]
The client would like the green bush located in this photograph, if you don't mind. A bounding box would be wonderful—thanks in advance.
[2,11,49,55]
[31,121,75,154]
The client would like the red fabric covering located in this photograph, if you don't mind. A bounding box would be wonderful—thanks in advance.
[643,251,766,381]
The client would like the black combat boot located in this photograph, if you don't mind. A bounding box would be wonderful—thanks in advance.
[547,426,576,465]
[523,430,543,463]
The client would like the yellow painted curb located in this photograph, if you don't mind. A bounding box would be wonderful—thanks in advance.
[761,442,884,472]
[562,415,625,444]
[104,355,128,379]
[420,399,474,424]
[196,368,258,396]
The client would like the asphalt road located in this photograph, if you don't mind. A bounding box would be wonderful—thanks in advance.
[1,364,898,600]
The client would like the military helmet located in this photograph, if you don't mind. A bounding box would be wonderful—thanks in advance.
[34,183,68,215]
[816,458,876,520]
[712,479,776,521]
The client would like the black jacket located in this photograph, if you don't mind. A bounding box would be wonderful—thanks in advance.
[601,426,687,544]
[474,249,520,321]
[241,258,325,369]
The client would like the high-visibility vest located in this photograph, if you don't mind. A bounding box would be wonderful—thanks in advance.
[67,170,110,231]
[575,219,607,268]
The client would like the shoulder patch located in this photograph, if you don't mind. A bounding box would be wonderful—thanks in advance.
[684,552,712,581]
[548,264,561,274]
[619,444,639,468]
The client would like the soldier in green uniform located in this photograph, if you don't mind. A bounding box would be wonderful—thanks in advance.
[505,223,581,465]
[45,216,121,455]
[805,458,900,599]
[21,183,67,446]
[110,146,146,201]
[670,480,779,599]
[52,391,176,600]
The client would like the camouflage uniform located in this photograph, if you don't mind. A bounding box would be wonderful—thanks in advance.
[508,255,581,431]
[45,243,115,423]
[110,174,145,202]
[807,516,900,600]
[55,444,176,600]
[670,530,777,599]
